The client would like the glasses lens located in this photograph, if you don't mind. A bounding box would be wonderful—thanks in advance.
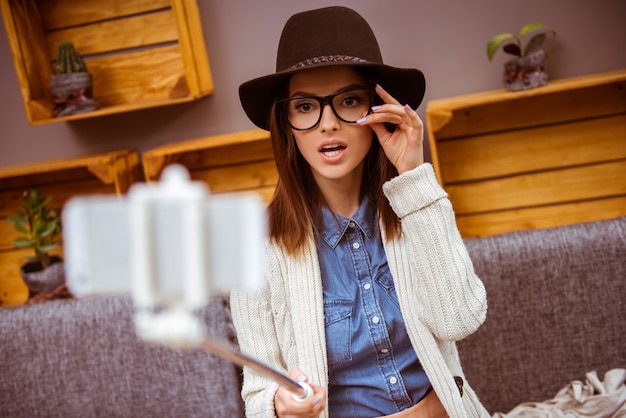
[283,97,322,130]
[332,88,371,123]
[282,88,373,130]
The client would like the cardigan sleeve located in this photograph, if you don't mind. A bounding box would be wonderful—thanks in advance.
[382,163,487,341]
[230,250,283,418]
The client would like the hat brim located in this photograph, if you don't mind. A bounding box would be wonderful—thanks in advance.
[239,62,426,130]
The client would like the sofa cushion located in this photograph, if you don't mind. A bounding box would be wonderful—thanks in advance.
[458,217,626,414]
[0,294,244,418]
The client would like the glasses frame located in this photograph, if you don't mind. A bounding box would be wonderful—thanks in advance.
[277,86,376,131]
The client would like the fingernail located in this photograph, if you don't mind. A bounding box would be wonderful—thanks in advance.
[356,116,367,124]
[296,374,307,383]
[371,105,382,111]
[404,104,414,112]
[376,84,384,90]
[313,396,322,406]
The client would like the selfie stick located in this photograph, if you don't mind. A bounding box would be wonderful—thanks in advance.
[127,165,313,402]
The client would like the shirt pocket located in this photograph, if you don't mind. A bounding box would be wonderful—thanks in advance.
[323,299,353,366]
[374,264,400,304]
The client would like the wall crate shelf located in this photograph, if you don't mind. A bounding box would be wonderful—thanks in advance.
[0,149,142,306]
[142,129,277,203]
[426,69,626,238]
[1,0,213,125]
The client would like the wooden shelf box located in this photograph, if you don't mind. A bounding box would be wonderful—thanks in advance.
[0,149,142,306]
[142,129,277,203]
[426,69,626,238]
[1,0,213,125]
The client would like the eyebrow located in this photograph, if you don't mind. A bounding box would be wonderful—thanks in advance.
[289,83,369,98]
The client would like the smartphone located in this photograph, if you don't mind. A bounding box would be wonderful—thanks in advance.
[62,189,267,303]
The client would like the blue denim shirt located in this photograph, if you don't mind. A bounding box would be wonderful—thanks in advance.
[316,197,431,417]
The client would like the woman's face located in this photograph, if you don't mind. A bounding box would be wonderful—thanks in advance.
[287,66,373,189]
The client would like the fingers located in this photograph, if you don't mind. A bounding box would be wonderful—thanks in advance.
[275,369,326,418]
[375,83,400,105]
[359,85,421,130]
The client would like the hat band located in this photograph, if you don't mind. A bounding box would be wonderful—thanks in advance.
[287,55,370,71]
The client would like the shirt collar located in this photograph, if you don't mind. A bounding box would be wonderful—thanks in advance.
[318,196,376,248]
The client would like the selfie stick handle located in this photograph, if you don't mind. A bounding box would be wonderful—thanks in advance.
[200,337,313,401]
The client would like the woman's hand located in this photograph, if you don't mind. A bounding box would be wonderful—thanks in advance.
[274,369,326,417]
[359,84,425,174]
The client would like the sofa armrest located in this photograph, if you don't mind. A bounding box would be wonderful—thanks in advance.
[0,294,244,417]
[458,217,626,414]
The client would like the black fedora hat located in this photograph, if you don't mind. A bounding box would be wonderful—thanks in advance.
[239,6,426,130]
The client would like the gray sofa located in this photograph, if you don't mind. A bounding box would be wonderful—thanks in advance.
[1,216,624,417]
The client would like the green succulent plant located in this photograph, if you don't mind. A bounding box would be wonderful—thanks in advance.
[487,23,556,62]
[7,189,62,269]
[54,40,87,74]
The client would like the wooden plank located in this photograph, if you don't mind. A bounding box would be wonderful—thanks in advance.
[456,197,626,238]
[189,160,278,193]
[147,141,274,182]
[0,249,30,306]
[427,69,626,140]
[142,129,271,181]
[37,0,172,30]
[172,0,213,95]
[438,114,626,183]
[87,44,185,106]
[45,10,179,58]
[3,0,52,102]
[0,149,138,181]
[447,160,626,214]
[0,166,95,190]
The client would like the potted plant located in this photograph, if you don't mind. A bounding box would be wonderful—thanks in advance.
[7,189,67,301]
[49,40,99,117]
[487,23,556,91]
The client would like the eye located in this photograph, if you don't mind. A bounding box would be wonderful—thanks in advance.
[338,91,366,108]
[292,98,319,114]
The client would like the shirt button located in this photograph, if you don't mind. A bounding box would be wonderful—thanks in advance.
[363,283,371,290]
[389,377,398,384]
[380,348,389,354]
[372,316,380,324]
[348,221,356,228]
[352,242,360,249]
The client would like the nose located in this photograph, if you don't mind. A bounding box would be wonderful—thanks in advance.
[318,103,340,131]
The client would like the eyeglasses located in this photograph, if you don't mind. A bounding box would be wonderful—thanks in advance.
[278,86,375,131]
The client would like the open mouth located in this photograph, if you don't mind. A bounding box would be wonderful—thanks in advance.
[320,144,346,157]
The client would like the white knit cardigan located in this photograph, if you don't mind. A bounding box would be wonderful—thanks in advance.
[231,163,490,418]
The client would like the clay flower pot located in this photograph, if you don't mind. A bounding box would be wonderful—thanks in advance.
[503,49,548,92]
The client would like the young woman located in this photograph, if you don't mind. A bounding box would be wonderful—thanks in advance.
[231,6,489,418]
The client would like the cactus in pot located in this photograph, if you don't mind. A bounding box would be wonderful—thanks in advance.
[54,40,88,74]
[49,40,99,117]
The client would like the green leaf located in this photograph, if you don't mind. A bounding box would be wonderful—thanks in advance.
[41,195,52,208]
[487,33,518,61]
[39,221,57,238]
[524,33,546,56]
[14,237,36,249]
[38,243,58,253]
[520,22,552,37]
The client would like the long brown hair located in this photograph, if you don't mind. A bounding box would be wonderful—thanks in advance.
[267,83,402,255]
